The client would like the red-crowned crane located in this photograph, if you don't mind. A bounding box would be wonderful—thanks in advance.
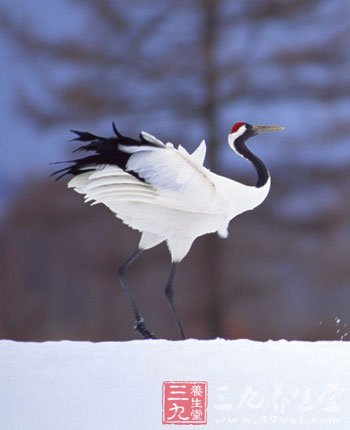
[53,121,284,340]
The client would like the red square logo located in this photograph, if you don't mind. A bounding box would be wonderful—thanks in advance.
[162,381,208,425]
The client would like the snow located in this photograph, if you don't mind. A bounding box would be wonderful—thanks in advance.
[1,339,350,429]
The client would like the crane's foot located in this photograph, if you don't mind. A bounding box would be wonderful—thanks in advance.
[134,317,157,339]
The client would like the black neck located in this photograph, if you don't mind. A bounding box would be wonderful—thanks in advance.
[234,135,269,188]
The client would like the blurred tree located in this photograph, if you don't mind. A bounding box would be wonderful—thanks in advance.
[1,0,350,339]
[2,0,349,143]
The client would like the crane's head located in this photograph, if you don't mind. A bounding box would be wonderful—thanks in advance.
[228,121,284,152]
[230,122,284,139]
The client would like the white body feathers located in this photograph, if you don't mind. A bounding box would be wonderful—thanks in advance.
[68,132,270,262]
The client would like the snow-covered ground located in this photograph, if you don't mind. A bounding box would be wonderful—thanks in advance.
[1,339,349,429]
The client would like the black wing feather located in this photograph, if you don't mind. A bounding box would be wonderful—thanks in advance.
[52,123,163,182]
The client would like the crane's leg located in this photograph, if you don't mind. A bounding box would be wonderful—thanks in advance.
[164,263,186,340]
[117,249,156,339]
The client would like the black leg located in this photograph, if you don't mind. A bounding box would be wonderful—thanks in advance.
[165,263,186,340]
[117,249,156,339]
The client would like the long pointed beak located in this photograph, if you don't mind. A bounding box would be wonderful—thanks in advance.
[251,125,284,135]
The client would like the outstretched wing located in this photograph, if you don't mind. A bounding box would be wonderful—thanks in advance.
[122,138,216,209]
[53,124,218,214]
